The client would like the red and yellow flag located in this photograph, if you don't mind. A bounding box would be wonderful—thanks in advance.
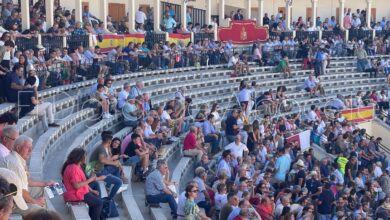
[97,34,145,53]
[168,33,191,45]
[341,106,375,123]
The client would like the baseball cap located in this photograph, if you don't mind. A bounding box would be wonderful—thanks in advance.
[0,168,28,210]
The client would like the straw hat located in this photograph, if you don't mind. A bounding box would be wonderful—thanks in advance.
[295,159,305,168]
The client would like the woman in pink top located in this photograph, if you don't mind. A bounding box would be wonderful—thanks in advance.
[343,13,352,29]
[62,148,105,220]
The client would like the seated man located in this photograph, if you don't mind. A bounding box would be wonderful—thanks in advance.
[277,56,291,78]
[183,126,207,161]
[0,135,56,215]
[304,74,319,98]
[122,96,143,128]
[95,84,112,119]
[202,114,220,153]
[144,116,163,148]
[19,77,59,130]
[145,159,177,219]
[4,64,29,103]
[328,94,346,110]
[123,133,150,174]
[86,131,125,199]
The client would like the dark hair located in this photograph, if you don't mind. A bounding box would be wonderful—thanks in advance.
[185,184,196,198]
[12,63,23,71]
[0,112,18,125]
[4,40,14,48]
[0,176,13,213]
[222,150,231,159]
[131,133,141,141]
[97,84,105,90]
[23,208,62,220]
[111,137,121,148]
[26,76,36,86]
[101,130,113,143]
[61,148,86,176]
[207,114,214,121]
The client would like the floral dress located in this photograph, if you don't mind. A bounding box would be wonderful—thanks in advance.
[184,198,200,220]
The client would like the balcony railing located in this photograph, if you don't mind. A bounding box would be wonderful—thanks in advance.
[15,36,38,51]
[348,29,374,41]
[194,32,214,42]
[296,31,320,43]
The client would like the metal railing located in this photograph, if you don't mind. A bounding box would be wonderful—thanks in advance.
[42,35,64,52]
[15,37,38,51]
[66,35,90,51]
[194,32,214,42]
[269,31,294,41]
[296,31,320,43]
[145,32,166,47]
[322,30,345,39]
[375,30,390,38]
[348,29,374,41]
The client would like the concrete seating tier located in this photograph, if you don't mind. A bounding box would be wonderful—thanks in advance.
[121,166,145,220]
[29,108,95,179]
[150,67,363,106]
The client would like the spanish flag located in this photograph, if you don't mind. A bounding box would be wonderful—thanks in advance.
[168,33,191,45]
[97,34,145,53]
[341,106,374,123]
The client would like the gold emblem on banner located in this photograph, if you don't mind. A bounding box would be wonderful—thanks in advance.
[240,27,247,41]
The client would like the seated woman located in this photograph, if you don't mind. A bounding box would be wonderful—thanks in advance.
[62,148,104,220]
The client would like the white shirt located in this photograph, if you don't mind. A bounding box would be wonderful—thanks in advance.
[135,10,147,24]
[227,56,238,68]
[144,123,155,138]
[374,166,383,179]
[215,193,228,210]
[0,143,10,159]
[161,111,171,124]
[238,88,251,102]
[225,142,249,159]
[307,110,318,122]
[217,159,232,178]
[117,90,129,109]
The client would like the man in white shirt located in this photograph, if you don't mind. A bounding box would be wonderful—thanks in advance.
[307,105,319,123]
[0,125,18,159]
[117,83,131,109]
[238,84,251,116]
[135,7,147,28]
[225,135,249,160]
[175,87,186,102]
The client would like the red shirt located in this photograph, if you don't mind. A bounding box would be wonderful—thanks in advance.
[63,164,89,202]
[183,132,197,151]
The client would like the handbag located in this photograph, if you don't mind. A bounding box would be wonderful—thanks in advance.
[100,197,119,218]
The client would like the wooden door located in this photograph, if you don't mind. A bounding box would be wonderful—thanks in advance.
[139,4,150,13]
[306,7,312,22]
[277,6,292,21]
[371,8,376,23]
[108,3,126,22]
[336,7,347,23]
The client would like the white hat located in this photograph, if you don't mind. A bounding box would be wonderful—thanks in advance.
[309,171,318,177]
[295,159,305,167]
[36,44,46,51]
[0,168,28,210]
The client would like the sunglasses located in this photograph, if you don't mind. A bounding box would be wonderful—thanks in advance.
[0,183,17,200]
[191,190,199,193]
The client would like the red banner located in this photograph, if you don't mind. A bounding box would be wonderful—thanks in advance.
[218,20,269,45]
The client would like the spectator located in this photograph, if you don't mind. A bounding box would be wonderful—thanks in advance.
[86,131,125,199]
[0,168,28,215]
[194,167,215,217]
[163,14,177,33]
[123,133,150,174]
[219,193,240,220]
[0,135,55,215]
[233,9,244,21]
[328,94,346,110]
[277,56,291,78]
[225,135,249,161]
[0,125,18,159]
[355,44,368,72]
[274,146,291,183]
[117,82,131,109]
[23,208,62,220]
[145,159,178,219]
[95,84,112,119]
[184,183,210,220]
[0,112,17,138]
[4,64,27,103]
[317,182,334,220]
[202,114,220,153]
[19,76,59,129]
[183,126,206,161]
[135,7,147,30]
[263,13,270,26]
[130,81,143,98]
[122,96,142,128]
[304,74,320,98]
[62,148,104,220]
[225,110,240,143]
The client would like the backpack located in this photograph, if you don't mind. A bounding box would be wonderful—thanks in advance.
[101,197,119,218]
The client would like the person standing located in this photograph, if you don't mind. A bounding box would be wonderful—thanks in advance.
[317,183,334,220]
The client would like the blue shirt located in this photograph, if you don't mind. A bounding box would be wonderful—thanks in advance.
[274,154,291,182]
[227,207,240,220]
[163,17,177,29]
[304,78,316,89]
[202,120,215,136]
[329,98,345,110]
